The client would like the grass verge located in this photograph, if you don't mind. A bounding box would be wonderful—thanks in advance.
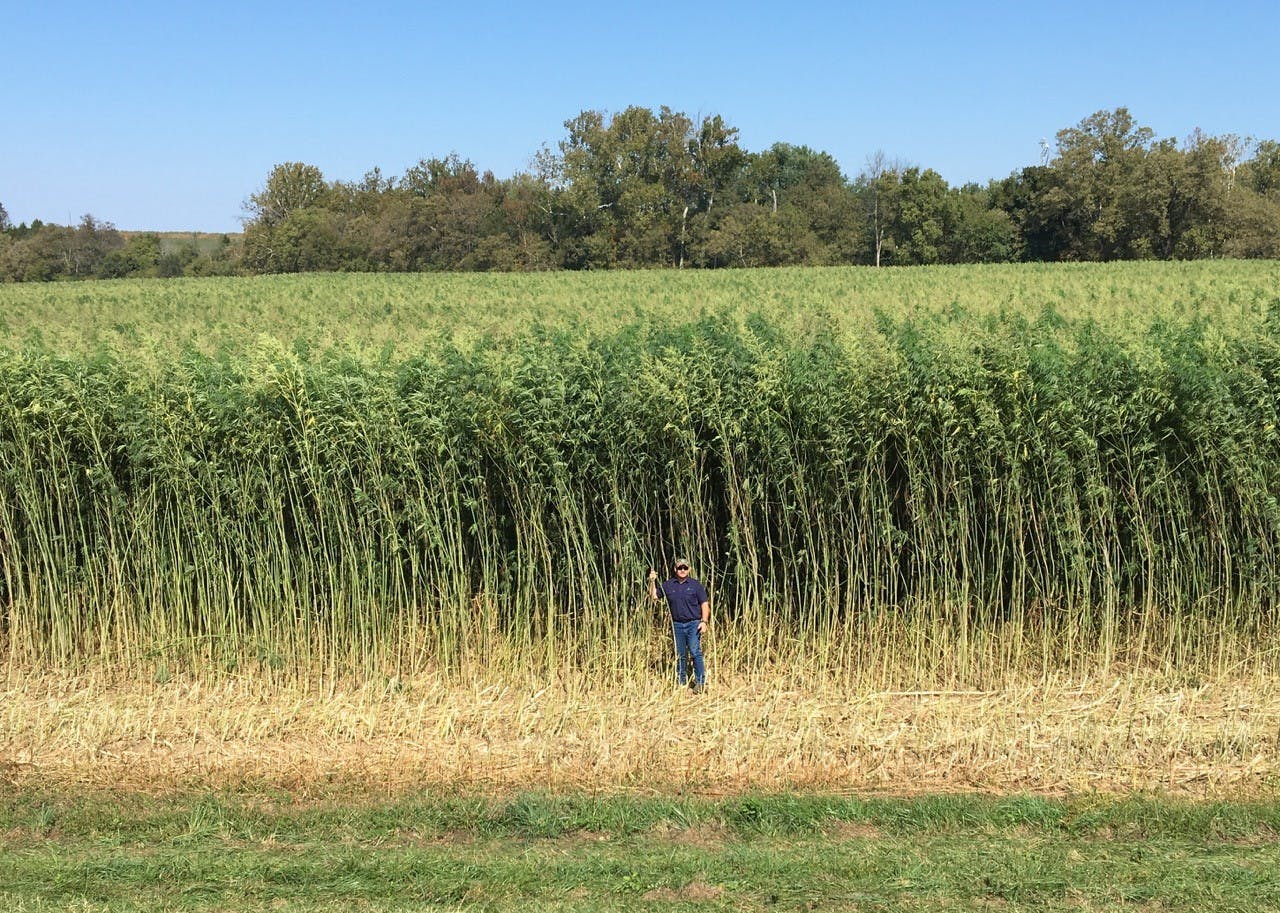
[2,790,1277,911]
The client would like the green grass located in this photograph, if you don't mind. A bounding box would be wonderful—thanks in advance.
[2,791,1277,911]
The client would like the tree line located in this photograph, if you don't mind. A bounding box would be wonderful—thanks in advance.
[3,106,1278,281]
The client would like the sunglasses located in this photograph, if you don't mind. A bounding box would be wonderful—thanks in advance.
[674,564,689,571]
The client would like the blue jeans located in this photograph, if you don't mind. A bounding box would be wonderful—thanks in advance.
[671,620,705,686]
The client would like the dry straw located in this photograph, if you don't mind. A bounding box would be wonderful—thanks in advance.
[3,669,1276,798]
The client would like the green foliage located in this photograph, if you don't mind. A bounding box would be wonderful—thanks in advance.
[997,108,1280,263]
[97,233,161,279]
[246,162,330,228]
[7,107,1279,283]
[0,222,239,282]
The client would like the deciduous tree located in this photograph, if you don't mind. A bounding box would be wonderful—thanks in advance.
[245,162,330,228]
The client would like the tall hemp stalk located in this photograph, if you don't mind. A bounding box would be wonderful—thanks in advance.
[2,303,1280,685]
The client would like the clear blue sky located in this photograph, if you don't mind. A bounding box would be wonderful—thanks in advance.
[3,0,1277,233]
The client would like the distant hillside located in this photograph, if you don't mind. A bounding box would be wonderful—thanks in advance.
[121,231,241,256]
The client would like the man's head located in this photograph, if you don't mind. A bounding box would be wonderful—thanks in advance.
[673,559,690,578]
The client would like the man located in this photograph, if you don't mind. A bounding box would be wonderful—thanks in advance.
[647,559,710,692]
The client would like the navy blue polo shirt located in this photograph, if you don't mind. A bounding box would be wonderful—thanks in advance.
[656,576,709,623]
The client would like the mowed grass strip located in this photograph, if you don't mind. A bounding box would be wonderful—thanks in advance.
[2,792,1277,912]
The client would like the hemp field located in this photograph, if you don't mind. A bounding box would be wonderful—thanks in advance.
[3,262,1279,909]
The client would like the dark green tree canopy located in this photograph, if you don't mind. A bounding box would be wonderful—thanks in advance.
[4,106,1278,281]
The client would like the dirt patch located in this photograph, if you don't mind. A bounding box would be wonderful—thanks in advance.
[827,820,886,840]
[643,876,724,902]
